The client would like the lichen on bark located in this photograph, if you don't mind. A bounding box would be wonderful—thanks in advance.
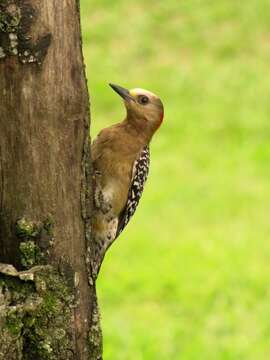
[88,288,103,360]
[0,264,76,360]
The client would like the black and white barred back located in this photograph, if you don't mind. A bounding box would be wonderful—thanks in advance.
[116,146,150,238]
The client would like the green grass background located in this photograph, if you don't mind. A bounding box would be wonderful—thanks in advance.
[81,1,270,358]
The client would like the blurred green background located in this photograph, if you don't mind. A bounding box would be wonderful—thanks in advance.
[81,1,270,359]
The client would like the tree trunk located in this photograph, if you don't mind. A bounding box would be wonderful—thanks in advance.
[0,1,101,359]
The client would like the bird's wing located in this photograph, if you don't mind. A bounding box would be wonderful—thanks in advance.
[116,146,150,238]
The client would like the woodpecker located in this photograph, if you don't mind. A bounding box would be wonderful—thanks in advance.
[91,84,164,276]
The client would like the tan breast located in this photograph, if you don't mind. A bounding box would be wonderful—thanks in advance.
[92,122,147,216]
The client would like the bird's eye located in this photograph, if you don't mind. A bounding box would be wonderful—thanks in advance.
[139,95,149,105]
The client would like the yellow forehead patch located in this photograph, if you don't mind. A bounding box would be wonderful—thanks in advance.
[129,89,136,97]
[130,88,157,98]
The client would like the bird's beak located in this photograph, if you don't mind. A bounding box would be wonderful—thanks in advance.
[109,83,135,102]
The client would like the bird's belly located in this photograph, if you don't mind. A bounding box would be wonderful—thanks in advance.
[102,177,130,217]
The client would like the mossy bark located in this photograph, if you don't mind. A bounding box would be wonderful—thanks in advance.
[0,1,102,359]
[0,264,75,360]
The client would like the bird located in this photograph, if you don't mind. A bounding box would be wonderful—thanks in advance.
[91,84,164,277]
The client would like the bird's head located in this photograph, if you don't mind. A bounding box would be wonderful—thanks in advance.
[109,83,164,132]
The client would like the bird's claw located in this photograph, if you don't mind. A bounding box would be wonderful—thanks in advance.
[94,189,112,214]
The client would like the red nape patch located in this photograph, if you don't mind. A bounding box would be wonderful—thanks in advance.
[156,110,164,129]
[160,110,164,122]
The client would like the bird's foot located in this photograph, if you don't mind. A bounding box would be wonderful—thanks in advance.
[95,190,112,214]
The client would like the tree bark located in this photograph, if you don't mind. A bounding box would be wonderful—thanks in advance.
[0,1,101,359]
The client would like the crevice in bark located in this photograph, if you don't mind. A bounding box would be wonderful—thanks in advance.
[0,1,51,65]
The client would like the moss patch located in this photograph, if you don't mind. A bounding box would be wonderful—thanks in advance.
[15,217,55,269]
[16,218,40,239]
[19,241,41,269]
